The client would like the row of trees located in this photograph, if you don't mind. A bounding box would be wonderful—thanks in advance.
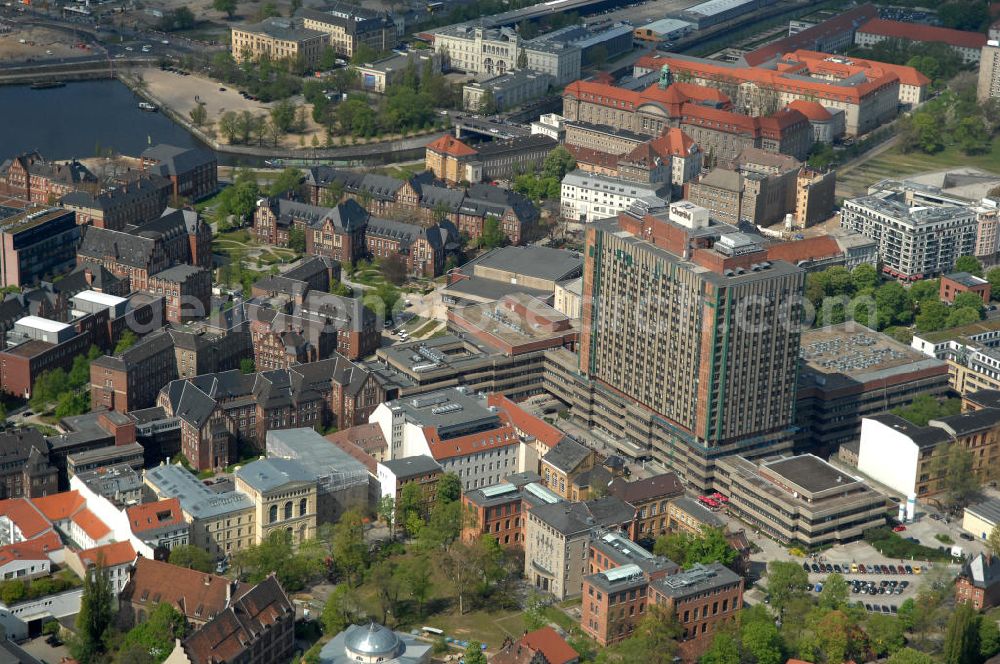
[746,562,999,664]
[30,344,106,418]
[805,261,993,337]
[899,85,1000,156]
[512,146,576,203]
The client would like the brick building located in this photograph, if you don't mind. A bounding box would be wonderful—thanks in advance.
[60,174,172,230]
[77,208,213,291]
[158,356,384,470]
[940,272,992,305]
[140,144,218,202]
[304,168,537,246]
[0,152,97,203]
[607,473,685,542]
[955,553,1000,610]
[649,563,743,659]
[425,135,480,185]
[90,330,178,413]
[0,429,58,499]
[147,264,212,323]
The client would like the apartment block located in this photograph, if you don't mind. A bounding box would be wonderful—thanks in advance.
[91,329,179,413]
[297,3,396,58]
[0,207,80,287]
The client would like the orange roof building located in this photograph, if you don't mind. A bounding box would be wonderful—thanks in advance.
[31,490,115,548]
[632,52,901,135]
[494,626,580,664]
[743,4,878,66]
[785,50,930,106]
[856,18,987,61]
[425,135,479,184]
[0,498,54,540]
[66,540,137,595]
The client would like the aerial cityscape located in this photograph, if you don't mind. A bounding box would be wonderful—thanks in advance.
[1,0,1000,661]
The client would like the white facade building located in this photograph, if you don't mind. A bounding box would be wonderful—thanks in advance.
[560,170,668,223]
[433,25,581,84]
[369,388,526,491]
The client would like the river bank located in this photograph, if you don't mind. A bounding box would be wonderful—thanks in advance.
[118,70,446,166]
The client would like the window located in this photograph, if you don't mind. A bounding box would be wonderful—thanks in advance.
[269,505,278,523]
[300,498,307,517]
[284,502,293,520]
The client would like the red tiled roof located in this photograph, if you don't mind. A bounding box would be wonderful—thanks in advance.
[72,508,111,541]
[31,491,86,522]
[766,236,841,263]
[564,79,731,113]
[181,575,294,663]
[743,4,878,65]
[787,99,833,122]
[520,627,579,664]
[635,53,898,104]
[325,425,381,474]
[788,50,930,87]
[422,422,520,461]
[489,393,565,451]
[0,531,62,567]
[0,498,52,539]
[650,128,698,157]
[857,18,987,49]
[77,540,136,568]
[426,134,478,158]
[127,498,185,534]
[120,558,249,623]
[565,144,623,170]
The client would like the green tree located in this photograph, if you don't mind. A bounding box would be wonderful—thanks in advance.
[930,442,980,509]
[120,602,187,663]
[892,394,961,426]
[981,615,1000,660]
[542,145,576,180]
[948,306,983,328]
[115,329,138,354]
[480,217,505,249]
[909,278,941,304]
[288,226,307,253]
[953,291,986,318]
[437,472,462,503]
[988,523,1000,555]
[888,648,936,664]
[401,554,432,618]
[916,299,950,332]
[212,0,237,16]
[764,560,808,619]
[866,613,906,657]
[351,43,378,66]
[69,354,91,389]
[270,100,298,134]
[818,572,850,610]
[955,255,985,277]
[320,46,338,70]
[268,168,304,197]
[169,545,214,573]
[700,630,739,664]
[397,481,425,534]
[464,641,487,664]
[652,526,737,569]
[740,606,783,664]
[72,562,115,662]
[851,263,879,292]
[330,509,367,586]
[478,89,498,115]
[322,583,360,634]
[943,601,980,664]
[239,358,256,375]
[368,558,403,624]
[54,391,89,418]
[189,102,208,127]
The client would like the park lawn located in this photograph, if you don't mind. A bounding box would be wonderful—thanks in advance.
[838,139,1000,198]
[401,315,428,333]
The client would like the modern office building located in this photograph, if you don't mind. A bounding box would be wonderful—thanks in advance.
[714,453,888,546]
[571,206,804,487]
[0,207,80,288]
[796,323,951,453]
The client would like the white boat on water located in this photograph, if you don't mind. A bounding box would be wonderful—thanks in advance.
[138,102,158,112]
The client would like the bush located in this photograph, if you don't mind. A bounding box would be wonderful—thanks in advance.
[935,533,955,545]
[864,527,952,561]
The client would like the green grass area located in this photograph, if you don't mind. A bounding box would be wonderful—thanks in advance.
[373,163,424,180]
[838,140,1000,198]
[412,320,440,338]
[401,315,428,332]
[935,533,955,545]
[214,228,253,245]
[865,526,953,562]
[21,423,58,436]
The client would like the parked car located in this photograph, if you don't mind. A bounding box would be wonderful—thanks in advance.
[893,525,906,532]
[960,533,975,541]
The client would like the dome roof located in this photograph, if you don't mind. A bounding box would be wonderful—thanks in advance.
[344,622,403,657]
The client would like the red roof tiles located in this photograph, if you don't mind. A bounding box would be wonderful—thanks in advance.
[76,540,136,568]
[857,18,987,49]
[489,393,566,451]
[787,99,833,122]
[31,491,86,522]
[787,50,930,87]
[426,135,478,158]
[650,128,698,157]
[127,498,185,534]
[0,531,62,567]
[0,498,52,539]
[120,558,249,624]
[72,508,111,541]
[520,627,579,664]
[565,144,624,170]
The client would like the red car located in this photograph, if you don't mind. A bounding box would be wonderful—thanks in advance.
[893,525,906,532]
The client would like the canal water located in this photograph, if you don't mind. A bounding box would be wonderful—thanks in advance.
[0,79,209,161]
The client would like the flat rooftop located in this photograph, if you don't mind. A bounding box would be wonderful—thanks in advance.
[467,245,583,283]
[450,299,578,347]
[390,388,501,440]
[799,323,945,388]
[761,454,862,495]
